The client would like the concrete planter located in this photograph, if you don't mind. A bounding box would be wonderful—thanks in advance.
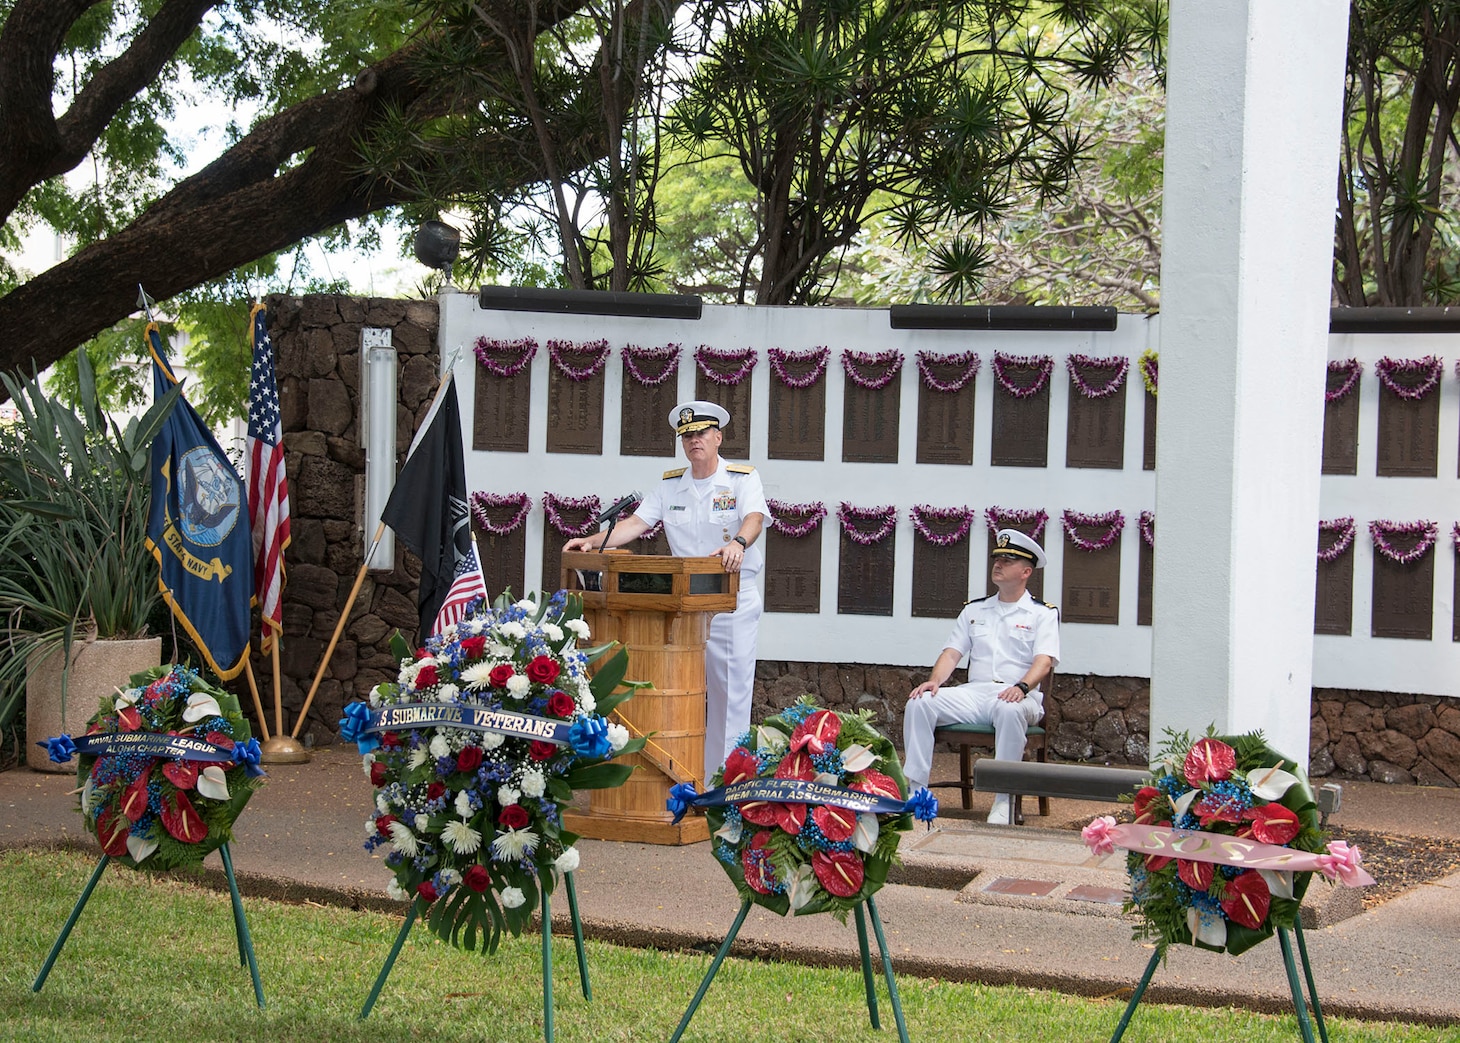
[25,638,163,772]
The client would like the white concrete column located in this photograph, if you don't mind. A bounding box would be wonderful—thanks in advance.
[1150,1,1349,762]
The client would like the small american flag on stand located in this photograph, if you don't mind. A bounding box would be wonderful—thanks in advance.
[433,539,488,634]
[247,303,291,652]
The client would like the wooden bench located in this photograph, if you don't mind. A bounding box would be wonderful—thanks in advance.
[932,719,1049,824]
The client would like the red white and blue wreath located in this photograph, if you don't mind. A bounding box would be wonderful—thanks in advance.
[42,664,265,870]
[669,699,937,917]
[339,590,643,953]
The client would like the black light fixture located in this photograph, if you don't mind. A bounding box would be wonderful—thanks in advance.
[477,284,702,320]
[889,303,1118,331]
[413,219,461,275]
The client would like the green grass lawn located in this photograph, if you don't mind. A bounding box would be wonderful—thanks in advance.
[1,848,1453,1043]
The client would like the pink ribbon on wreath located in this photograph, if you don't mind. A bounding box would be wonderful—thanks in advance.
[1081,818,1375,887]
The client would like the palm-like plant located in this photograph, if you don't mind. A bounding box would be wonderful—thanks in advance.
[0,350,180,748]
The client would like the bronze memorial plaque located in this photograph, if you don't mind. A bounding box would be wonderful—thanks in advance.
[1065,360,1127,470]
[541,499,597,593]
[635,525,671,558]
[1314,528,1354,636]
[694,347,755,460]
[767,348,828,461]
[619,346,681,457]
[1321,364,1360,476]
[915,351,977,466]
[841,351,902,463]
[1143,391,1156,471]
[765,525,823,613]
[838,530,895,616]
[1375,365,1440,477]
[473,350,533,453]
[472,498,528,601]
[911,511,972,618]
[1061,527,1122,625]
[1371,536,1434,641]
[1137,524,1153,627]
[990,357,1051,468]
[546,341,608,455]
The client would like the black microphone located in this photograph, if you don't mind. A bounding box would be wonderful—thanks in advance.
[594,492,642,525]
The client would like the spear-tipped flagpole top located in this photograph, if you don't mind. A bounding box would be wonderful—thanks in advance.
[136,284,156,322]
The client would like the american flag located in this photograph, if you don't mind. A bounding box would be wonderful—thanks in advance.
[432,536,488,634]
[246,303,291,652]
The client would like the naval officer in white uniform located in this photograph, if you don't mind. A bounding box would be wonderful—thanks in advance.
[563,401,770,777]
[902,528,1060,824]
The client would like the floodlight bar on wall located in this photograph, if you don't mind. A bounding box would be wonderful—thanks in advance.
[360,327,396,571]
[1329,307,1460,333]
[889,304,1118,331]
[477,285,703,319]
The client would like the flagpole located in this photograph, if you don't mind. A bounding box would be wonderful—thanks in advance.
[260,631,309,762]
[241,658,272,743]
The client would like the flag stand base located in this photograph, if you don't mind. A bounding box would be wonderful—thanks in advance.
[260,736,311,764]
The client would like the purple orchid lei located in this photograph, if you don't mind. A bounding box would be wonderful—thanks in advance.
[547,339,612,381]
[992,352,1055,398]
[622,343,681,386]
[984,506,1049,541]
[1066,354,1130,399]
[767,347,831,388]
[1374,356,1442,400]
[1317,517,1355,562]
[1325,359,1362,402]
[1062,509,1125,552]
[694,345,758,385]
[837,502,898,544]
[473,336,538,378]
[766,499,827,538]
[610,496,663,540]
[915,350,980,392]
[842,348,904,390]
[469,492,532,535]
[1369,519,1437,563]
[910,504,976,546]
[1453,522,1460,551]
[1138,510,1155,549]
[542,493,602,537]
[1138,349,1158,397]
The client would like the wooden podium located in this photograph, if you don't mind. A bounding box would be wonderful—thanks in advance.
[559,551,738,845]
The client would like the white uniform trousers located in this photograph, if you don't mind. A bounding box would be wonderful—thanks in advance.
[704,579,762,777]
[901,682,1042,790]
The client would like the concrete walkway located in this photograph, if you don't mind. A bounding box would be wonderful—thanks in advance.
[4,749,1459,1027]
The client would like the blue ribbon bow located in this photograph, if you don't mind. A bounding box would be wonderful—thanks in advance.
[568,716,611,760]
[232,737,266,777]
[338,701,380,755]
[666,781,700,824]
[907,787,939,823]
[40,734,76,764]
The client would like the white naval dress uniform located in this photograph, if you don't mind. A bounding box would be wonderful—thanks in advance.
[902,591,1061,789]
[632,460,771,776]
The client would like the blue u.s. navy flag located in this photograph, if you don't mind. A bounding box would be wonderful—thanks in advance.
[144,323,253,679]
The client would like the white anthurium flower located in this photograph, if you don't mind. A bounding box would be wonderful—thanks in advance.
[408,747,429,771]
[1171,788,1200,820]
[386,879,406,901]
[1247,766,1300,802]
[756,726,788,752]
[606,723,629,752]
[555,846,581,874]
[460,663,495,689]
[839,744,877,773]
[565,618,590,639]
[491,829,538,861]
[196,765,230,800]
[786,864,818,912]
[498,786,521,806]
[182,691,222,723]
[126,833,158,864]
[500,886,526,909]
[114,687,140,710]
[482,732,505,750]
[521,770,546,798]
[80,776,97,818]
[506,675,531,698]
[1187,906,1227,949]
[387,820,420,857]
[853,813,880,854]
[454,791,474,818]
[813,772,840,786]
[429,735,451,759]
[1258,869,1296,900]
[714,817,742,846]
[442,819,482,854]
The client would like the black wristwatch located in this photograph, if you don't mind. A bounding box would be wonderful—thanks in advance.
[1013,681,1030,694]
[733,536,748,548]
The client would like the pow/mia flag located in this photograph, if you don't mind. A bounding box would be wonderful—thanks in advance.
[144,323,253,679]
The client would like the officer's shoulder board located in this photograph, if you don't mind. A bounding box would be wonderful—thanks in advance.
[1031,595,1059,613]
[962,593,995,607]
[725,463,756,474]
[662,467,687,480]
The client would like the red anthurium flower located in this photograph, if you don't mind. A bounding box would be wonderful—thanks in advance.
[1144,821,1174,872]
[499,804,530,830]
[460,636,487,659]
[526,656,560,684]
[118,705,142,732]
[160,790,207,843]
[1193,794,1244,827]
[1183,738,1236,785]
[1176,858,1214,892]
[849,770,901,800]
[1220,870,1271,929]
[375,814,399,839]
[369,761,388,786]
[774,750,815,781]
[812,850,864,898]
[789,710,841,755]
[1241,802,1301,845]
[426,782,446,801]
[488,664,515,687]
[119,767,153,821]
[415,664,439,689]
[742,831,778,894]
[163,760,199,791]
[529,740,557,762]
[721,748,760,785]
[773,802,806,835]
[546,691,576,718]
[1132,786,1164,824]
[456,745,484,773]
[737,800,780,827]
[813,804,858,842]
[463,865,490,893]
[204,730,232,746]
[95,806,132,856]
